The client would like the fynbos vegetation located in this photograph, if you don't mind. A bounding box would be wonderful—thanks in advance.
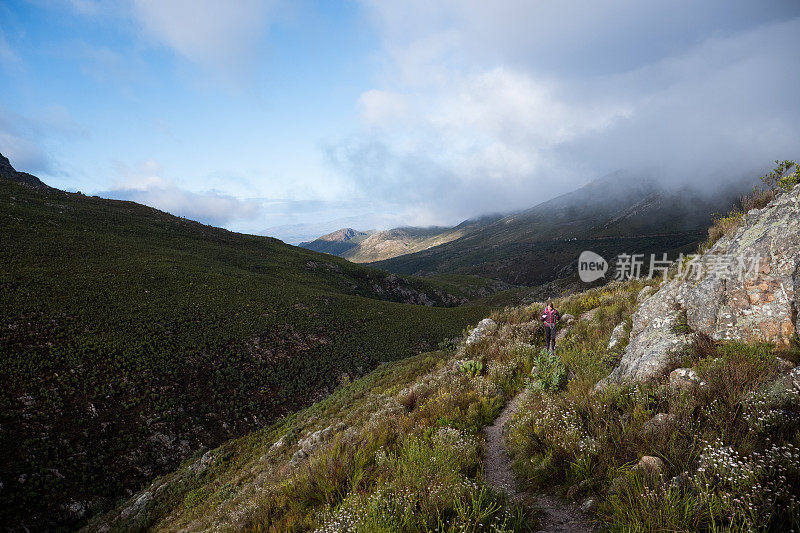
[0,176,489,529]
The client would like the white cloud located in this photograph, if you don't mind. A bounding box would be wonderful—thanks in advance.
[330,1,800,225]
[104,159,264,226]
[0,105,88,175]
[131,0,276,77]
[358,90,409,129]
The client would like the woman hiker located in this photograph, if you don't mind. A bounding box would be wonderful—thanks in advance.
[541,301,560,355]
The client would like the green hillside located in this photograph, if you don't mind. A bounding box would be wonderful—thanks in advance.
[0,171,489,529]
[372,172,748,285]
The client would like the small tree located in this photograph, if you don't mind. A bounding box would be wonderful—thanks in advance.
[760,159,800,191]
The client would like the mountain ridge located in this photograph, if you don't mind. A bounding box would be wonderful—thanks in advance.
[370,171,751,285]
[0,153,52,189]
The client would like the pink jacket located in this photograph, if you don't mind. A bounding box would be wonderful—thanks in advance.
[541,308,560,327]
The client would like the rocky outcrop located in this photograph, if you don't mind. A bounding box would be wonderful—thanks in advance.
[0,152,51,189]
[600,184,800,387]
[290,422,347,465]
[465,318,497,346]
[607,322,628,351]
[668,368,705,391]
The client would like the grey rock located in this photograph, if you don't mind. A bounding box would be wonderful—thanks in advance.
[292,422,348,464]
[607,321,628,351]
[597,286,688,388]
[268,434,288,454]
[669,368,705,391]
[119,491,152,520]
[641,413,676,437]
[600,184,800,387]
[775,357,795,373]
[299,426,330,453]
[637,285,654,303]
[781,366,800,392]
[189,450,214,475]
[290,449,307,464]
[62,500,88,520]
[580,496,598,513]
[465,318,497,346]
[562,313,576,325]
[633,455,665,476]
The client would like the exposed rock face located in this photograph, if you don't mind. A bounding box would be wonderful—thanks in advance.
[607,322,628,351]
[601,184,800,387]
[0,152,51,189]
[637,285,654,303]
[669,368,706,391]
[290,422,347,465]
[465,318,497,346]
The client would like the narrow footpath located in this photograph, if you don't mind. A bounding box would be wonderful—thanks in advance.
[484,391,597,533]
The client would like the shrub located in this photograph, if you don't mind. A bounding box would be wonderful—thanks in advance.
[184,487,212,510]
[529,350,567,392]
[459,360,484,377]
[701,210,745,252]
[761,159,800,191]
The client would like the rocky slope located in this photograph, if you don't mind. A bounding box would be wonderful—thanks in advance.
[300,216,502,264]
[297,227,371,256]
[0,153,51,189]
[600,182,800,386]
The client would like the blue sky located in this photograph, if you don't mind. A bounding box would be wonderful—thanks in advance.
[2,1,800,242]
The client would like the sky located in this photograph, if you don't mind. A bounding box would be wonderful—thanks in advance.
[1,0,799,243]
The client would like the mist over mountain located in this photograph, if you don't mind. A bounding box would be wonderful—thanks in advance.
[369,170,753,285]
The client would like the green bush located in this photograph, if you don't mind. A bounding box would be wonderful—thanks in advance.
[459,360,484,377]
[184,487,211,510]
[528,350,567,392]
[761,159,800,191]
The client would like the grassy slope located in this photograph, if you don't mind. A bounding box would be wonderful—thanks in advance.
[0,179,490,528]
[87,321,541,532]
[90,280,654,532]
[95,274,799,532]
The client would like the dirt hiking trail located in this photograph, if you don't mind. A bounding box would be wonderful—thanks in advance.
[484,391,598,533]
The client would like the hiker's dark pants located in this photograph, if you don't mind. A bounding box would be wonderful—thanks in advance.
[544,325,556,353]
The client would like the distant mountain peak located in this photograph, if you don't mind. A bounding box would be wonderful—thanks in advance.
[0,153,51,189]
[318,228,365,242]
[298,228,372,256]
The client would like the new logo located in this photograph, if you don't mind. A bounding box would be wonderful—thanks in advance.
[578,251,608,282]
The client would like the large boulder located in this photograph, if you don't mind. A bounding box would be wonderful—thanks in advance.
[600,184,800,387]
[465,318,497,346]
[598,282,689,387]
